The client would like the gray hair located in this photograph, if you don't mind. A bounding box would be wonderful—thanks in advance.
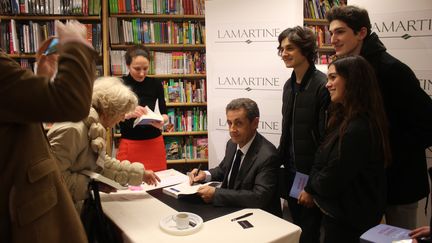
[92,76,138,118]
[226,98,259,121]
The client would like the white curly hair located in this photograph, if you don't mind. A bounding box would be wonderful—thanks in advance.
[91,76,138,118]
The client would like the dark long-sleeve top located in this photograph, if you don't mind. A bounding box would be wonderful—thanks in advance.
[361,33,432,204]
[119,74,167,140]
[305,115,386,233]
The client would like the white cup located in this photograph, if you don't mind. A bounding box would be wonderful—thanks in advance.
[173,212,189,230]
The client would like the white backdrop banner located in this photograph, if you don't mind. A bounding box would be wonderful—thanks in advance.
[205,0,303,167]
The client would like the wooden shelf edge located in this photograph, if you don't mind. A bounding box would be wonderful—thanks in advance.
[162,131,208,136]
[166,102,207,107]
[8,53,103,59]
[167,159,208,164]
[112,74,206,78]
[318,45,335,53]
[148,74,206,78]
[110,44,205,50]
[0,15,101,20]
[304,18,329,25]
[8,54,36,58]
[114,131,208,137]
[110,14,204,20]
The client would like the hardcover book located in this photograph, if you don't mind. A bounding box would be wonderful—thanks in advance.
[133,106,164,127]
[164,136,182,160]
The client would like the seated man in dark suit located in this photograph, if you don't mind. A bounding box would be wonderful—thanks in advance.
[189,98,282,217]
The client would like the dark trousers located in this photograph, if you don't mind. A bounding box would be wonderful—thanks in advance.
[322,215,362,243]
[288,197,322,243]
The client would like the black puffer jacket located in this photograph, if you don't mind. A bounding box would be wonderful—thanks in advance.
[278,65,329,174]
[361,33,432,204]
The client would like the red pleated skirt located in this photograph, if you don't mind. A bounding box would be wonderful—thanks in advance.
[116,136,167,172]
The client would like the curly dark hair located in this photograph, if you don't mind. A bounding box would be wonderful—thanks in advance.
[277,26,317,64]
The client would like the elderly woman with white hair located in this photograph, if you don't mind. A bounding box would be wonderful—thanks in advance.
[47,76,160,210]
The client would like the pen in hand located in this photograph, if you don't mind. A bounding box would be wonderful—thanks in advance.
[195,163,202,176]
[189,164,202,185]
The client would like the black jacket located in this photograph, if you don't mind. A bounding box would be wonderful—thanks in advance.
[210,133,282,217]
[306,116,386,233]
[361,33,432,204]
[278,65,329,174]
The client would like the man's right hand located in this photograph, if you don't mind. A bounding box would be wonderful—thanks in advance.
[189,169,205,185]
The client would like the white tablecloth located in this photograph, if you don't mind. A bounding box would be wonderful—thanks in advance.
[101,190,301,243]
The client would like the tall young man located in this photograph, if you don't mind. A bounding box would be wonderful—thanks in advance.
[277,26,330,243]
[326,5,432,229]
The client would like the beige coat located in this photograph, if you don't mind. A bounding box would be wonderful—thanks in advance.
[0,43,96,243]
[48,108,144,205]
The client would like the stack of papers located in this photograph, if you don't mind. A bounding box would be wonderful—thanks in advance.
[360,224,411,243]
[163,181,221,199]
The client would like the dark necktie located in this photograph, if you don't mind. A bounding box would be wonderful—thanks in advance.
[228,149,243,189]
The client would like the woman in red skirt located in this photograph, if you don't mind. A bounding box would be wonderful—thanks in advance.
[117,45,167,171]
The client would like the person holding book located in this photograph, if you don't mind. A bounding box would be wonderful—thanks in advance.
[304,56,390,242]
[277,26,329,243]
[189,98,282,217]
[0,20,96,243]
[116,45,168,172]
[326,5,432,229]
[410,226,432,243]
[47,77,160,211]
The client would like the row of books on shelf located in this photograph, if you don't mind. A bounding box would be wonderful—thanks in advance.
[0,20,102,54]
[110,50,206,75]
[108,18,205,45]
[0,0,101,15]
[163,78,206,103]
[164,107,207,133]
[16,58,35,70]
[304,0,344,20]
[164,136,207,160]
[12,59,102,76]
[305,24,331,48]
[109,0,205,15]
[317,53,332,64]
[0,20,53,54]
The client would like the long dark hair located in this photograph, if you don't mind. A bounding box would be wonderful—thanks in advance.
[326,55,391,167]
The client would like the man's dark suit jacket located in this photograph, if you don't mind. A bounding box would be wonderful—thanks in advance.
[209,132,282,217]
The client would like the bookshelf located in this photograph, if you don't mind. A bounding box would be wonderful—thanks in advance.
[0,1,106,135]
[107,0,207,171]
[0,1,105,74]
[303,0,347,64]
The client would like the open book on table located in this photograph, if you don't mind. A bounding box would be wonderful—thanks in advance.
[81,170,127,190]
[133,106,164,127]
[162,181,221,199]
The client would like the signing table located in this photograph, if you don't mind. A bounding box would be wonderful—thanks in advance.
[100,169,301,243]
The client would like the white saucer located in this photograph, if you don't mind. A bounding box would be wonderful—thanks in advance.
[159,212,203,236]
